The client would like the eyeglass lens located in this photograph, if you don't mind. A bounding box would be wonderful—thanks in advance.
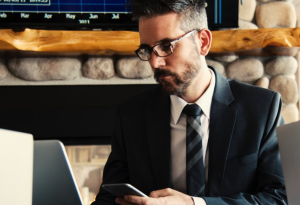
[137,48,151,61]
[137,44,172,61]
[155,44,173,56]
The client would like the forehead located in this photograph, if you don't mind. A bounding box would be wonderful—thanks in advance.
[139,12,184,46]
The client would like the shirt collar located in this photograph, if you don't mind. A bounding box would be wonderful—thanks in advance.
[170,69,216,124]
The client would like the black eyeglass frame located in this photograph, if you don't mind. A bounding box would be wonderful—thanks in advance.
[135,29,199,61]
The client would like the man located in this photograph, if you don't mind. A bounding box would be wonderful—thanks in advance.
[91,0,286,204]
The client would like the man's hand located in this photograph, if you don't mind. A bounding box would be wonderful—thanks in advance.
[116,188,194,205]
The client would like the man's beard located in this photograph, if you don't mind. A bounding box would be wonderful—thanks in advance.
[154,60,200,96]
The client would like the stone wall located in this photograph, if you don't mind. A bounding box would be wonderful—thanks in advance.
[233,0,300,123]
[0,57,156,85]
[239,0,297,29]
[0,0,299,123]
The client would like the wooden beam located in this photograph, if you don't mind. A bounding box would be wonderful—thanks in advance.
[210,28,300,54]
[0,28,300,55]
[0,29,140,55]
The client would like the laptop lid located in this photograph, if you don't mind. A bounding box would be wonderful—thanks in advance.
[33,140,83,205]
[0,129,33,205]
[277,120,300,205]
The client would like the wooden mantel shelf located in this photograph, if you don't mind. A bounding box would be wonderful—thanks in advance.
[0,27,300,55]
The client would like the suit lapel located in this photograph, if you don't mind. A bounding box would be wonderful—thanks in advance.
[146,89,171,190]
[207,69,237,196]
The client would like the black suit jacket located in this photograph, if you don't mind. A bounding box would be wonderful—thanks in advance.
[92,68,287,205]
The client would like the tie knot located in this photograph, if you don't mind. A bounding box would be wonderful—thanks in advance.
[183,104,202,117]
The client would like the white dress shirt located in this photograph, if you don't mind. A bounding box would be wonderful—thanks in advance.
[170,69,215,205]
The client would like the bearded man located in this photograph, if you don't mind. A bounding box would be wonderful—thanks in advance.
[91,1,286,205]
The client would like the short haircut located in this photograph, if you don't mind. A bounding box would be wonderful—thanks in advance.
[128,0,208,31]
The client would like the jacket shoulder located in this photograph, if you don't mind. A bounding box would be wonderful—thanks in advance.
[228,79,280,100]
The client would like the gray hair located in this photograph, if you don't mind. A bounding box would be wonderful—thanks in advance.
[128,0,208,31]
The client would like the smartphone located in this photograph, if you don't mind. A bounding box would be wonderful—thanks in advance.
[102,183,148,197]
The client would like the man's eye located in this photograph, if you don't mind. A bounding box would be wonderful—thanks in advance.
[160,44,171,53]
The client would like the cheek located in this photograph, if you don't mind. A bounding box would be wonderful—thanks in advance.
[167,47,187,63]
[167,47,197,67]
[174,44,197,60]
[165,55,180,70]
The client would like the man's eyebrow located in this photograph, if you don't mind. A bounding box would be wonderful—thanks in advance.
[139,37,175,48]
[156,38,174,44]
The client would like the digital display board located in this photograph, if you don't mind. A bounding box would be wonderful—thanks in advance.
[0,0,136,30]
[0,0,238,30]
[206,0,239,30]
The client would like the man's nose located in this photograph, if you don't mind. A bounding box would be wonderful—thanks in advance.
[148,52,166,69]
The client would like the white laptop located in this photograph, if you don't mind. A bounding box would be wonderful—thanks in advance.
[33,140,83,205]
[277,120,300,205]
[0,129,33,205]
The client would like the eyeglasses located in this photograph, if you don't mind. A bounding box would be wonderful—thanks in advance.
[135,29,198,61]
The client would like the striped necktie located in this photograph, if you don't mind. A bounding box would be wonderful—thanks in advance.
[183,104,206,197]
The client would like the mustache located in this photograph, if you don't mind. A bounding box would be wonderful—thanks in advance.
[154,68,179,80]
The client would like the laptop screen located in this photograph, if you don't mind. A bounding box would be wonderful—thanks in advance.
[277,121,300,205]
[33,140,83,205]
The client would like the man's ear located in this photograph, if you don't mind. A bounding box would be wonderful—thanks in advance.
[197,28,212,56]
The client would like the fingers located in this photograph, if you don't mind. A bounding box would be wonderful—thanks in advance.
[116,190,194,205]
[149,188,175,198]
[124,195,165,205]
[149,188,194,205]
[123,195,148,205]
[116,195,150,205]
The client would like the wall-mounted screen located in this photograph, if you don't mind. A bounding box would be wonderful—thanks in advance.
[206,0,239,30]
[0,0,136,30]
[0,0,238,30]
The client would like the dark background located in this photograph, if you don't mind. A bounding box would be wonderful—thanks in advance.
[0,84,157,145]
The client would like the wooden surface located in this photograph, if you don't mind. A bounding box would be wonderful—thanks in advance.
[211,28,300,55]
[0,28,300,55]
[0,29,140,55]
